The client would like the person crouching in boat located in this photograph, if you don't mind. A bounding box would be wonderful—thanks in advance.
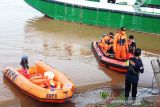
[113,27,128,60]
[98,32,114,54]
[125,48,144,103]
[19,55,30,78]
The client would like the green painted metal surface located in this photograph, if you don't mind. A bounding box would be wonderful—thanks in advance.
[24,0,160,34]
[144,0,160,5]
[88,0,100,2]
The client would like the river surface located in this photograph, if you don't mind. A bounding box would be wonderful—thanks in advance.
[0,0,160,107]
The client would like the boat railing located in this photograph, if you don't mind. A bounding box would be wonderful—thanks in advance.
[140,6,160,14]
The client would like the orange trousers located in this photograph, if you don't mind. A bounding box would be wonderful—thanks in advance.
[115,45,127,60]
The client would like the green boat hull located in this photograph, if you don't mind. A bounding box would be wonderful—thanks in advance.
[144,0,160,6]
[24,0,160,34]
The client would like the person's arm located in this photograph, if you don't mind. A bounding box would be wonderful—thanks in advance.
[139,60,144,73]
[139,65,144,73]
[132,42,136,54]
[101,37,105,44]
[101,36,108,44]
[135,58,144,73]
[132,47,136,54]
[130,58,144,73]
[125,35,128,52]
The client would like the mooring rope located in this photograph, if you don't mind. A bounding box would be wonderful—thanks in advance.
[137,76,159,98]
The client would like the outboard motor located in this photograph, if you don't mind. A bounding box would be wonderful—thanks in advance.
[20,55,29,70]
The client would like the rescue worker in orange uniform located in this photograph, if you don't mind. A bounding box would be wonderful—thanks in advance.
[98,32,114,53]
[113,27,128,60]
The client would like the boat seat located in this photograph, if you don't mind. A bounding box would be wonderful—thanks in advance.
[30,78,46,85]
[30,75,62,89]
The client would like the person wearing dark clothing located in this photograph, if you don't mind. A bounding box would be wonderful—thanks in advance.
[106,32,114,55]
[125,48,144,102]
[128,35,136,54]
[20,55,29,70]
[19,55,30,78]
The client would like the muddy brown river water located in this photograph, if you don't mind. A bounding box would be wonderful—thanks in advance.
[0,0,160,107]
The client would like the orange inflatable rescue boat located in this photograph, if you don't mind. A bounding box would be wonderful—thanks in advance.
[3,61,76,103]
[92,41,134,73]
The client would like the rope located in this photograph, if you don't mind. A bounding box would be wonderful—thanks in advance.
[137,76,158,97]
[137,59,160,97]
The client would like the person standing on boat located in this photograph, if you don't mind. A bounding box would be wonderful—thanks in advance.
[98,32,114,53]
[128,35,136,54]
[125,48,144,103]
[113,27,128,60]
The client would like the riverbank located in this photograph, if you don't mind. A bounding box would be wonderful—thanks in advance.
[86,96,160,107]
[74,53,160,107]
[72,86,160,107]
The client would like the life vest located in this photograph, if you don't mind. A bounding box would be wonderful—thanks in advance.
[50,80,59,92]
[117,33,126,46]
[100,36,113,45]
[105,39,113,45]
[50,80,55,89]
[19,69,27,75]
[18,68,31,79]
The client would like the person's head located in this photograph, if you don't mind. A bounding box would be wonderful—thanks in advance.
[103,33,107,37]
[134,48,141,57]
[120,27,127,35]
[44,71,54,80]
[109,32,114,39]
[129,35,134,40]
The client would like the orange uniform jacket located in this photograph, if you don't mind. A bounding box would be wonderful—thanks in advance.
[99,36,113,52]
[113,32,128,60]
[99,36,111,52]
